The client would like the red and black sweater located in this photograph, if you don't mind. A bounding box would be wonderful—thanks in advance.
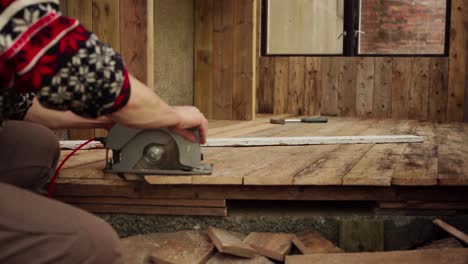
[0,0,130,120]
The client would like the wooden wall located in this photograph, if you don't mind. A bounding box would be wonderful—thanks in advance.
[194,0,257,120]
[258,56,450,121]
[60,0,149,139]
[256,0,468,122]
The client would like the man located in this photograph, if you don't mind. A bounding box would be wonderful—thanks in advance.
[0,1,208,263]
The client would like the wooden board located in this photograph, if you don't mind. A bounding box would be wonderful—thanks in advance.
[243,232,294,261]
[58,197,226,207]
[447,0,468,122]
[320,57,340,116]
[373,57,393,118]
[428,58,449,122]
[433,218,468,244]
[257,57,275,114]
[285,248,468,264]
[355,57,374,118]
[207,253,273,264]
[391,58,411,119]
[409,58,430,120]
[338,57,357,116]
[121,231,214,264]
[287,57,305,115]
[304,57,322,115]
[292,231,343,254]
[273,57,289,114]
[208,226,257,258]
[417,238,463,250]
[437,123,468,185]
[73,203,227,216]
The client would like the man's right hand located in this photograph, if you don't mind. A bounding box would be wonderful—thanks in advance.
[170,106,208,144]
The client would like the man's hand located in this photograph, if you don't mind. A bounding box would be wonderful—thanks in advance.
[170,106,208,144]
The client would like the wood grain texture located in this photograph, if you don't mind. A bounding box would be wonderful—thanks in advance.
[73,203,227,216]
[292,231,343,254]
[273,57,289,114]
[59,197,226,207]
[206,253,274,264]
[119,0,147,82]
[208,226,257,258]
[257,57,275,113]
[194,0,214,118]
[287,57,305,114]
[304,57,322,115]
[391,58,411,119]
[447,0,468,122]
[213,0,234,119]
[338,57,357,116]
[232,0,255,120]
[373,57,393,118]
[428,57,449,122]
[243,232,294,261]
[93,0,120,51]
[355,57,375,118]
[285,249,468,264]
[320,57,340,116]
[437,123,468,185]
[433,219,468,244]
[409,58,430,120]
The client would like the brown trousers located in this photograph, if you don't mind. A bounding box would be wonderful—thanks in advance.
[0,121,123,264]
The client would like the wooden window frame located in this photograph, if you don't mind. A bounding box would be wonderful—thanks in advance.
[261,0,452,57]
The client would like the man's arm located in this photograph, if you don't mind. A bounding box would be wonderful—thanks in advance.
[24,97,114,130]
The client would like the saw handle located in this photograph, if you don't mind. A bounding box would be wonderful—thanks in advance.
[301,116,328,123]
[270,116,328,124]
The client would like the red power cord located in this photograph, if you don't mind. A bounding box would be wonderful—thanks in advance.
[48,139,95,198]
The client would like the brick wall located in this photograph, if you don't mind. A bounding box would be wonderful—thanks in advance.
[360,0,446,54]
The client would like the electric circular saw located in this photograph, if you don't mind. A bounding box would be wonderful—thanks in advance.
[104,124,212,175]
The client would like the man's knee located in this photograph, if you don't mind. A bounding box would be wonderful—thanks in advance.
[74,216,123,264]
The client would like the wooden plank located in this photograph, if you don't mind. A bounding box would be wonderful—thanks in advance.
[207,226,257,258]
[428,57,449,122]
[338,57,356,116]
[207,253,274,264]
[257,57,275,114]
[437,123,468,185]
[433,218,468,244]
[243,232,294,261]
[343,143,407,186]
[447,0,468,122]
[273,57,289,114]
[373,57,393,118]
[67,0,94,140]
[119,0,147,82]
[320,57,340,116]
[409,58,430,120]
[285,249,468,264]
[204,135,424,147]
[391,58,412,119]
[392,121,438,186]
[379,202,468,210]
[59,0,68,15]
[292,231,343,254]
[58,197,226,207]
[304,57,322,115]
[287,57,306,115]
[213,0,234,119]
[93,0,120,51]
[73,203,227,216]
[194,0,214,118]
[59,149,106,169]
[148,232,215,264]
[340,219,384,252]
[355,57,375,118]
[232,0,255,120]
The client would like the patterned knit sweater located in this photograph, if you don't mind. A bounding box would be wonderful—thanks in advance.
[0,0,130,121]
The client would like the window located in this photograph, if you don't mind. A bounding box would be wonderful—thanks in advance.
[263,0,450,56]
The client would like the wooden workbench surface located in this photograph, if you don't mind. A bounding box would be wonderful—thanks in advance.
[57,115,468,187]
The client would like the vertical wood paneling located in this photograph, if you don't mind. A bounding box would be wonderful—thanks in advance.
[273,57,289,114]
[59,0,68,15]
[93,0,120,51]
[391,58,411,119]
[448,0,468,121]
[321,57,340,116]
[287,57,306,114]
[373,57,393,118]
[428,58,449,122]
[257,57,275,113]
[68,0,94,140]
[212,0,234,119]
[338,57,357,117]
[119,0,146,81]
[232,0,255,120]
[194,0,214,118]
[304,57,322,115]
[356,57,374,118]
[409,58,430,120]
